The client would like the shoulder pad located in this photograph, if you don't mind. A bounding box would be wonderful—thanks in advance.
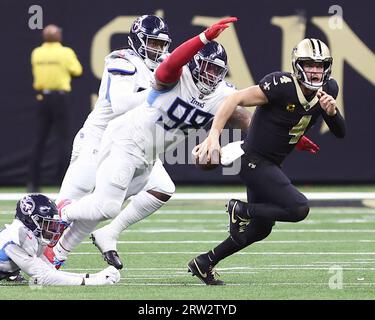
[269,71,293,82]
[107,58,136,76]
[217,81,237,95]
[224,81,236,89]
[324,77,339,98]
[258,71,293,103]
[107,49,127,59]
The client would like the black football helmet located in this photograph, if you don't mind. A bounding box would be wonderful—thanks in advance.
[128,15,171,70]
[188,41,228,95]
[15,194,66,246]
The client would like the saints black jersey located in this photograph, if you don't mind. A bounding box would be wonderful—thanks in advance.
[242,71,340,165]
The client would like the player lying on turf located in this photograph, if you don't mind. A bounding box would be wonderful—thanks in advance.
[189,38,346,285]
[0,194,120,285]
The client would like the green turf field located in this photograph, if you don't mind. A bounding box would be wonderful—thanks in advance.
[1,186,375,300]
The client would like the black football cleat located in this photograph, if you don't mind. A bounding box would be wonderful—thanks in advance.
[226,199,251,244]
[6,271,27,284]
[187,254,225,285]
[90,234,123,270]
[103,250,123,270]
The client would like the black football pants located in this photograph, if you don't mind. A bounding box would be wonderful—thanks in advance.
[239,153,309,223]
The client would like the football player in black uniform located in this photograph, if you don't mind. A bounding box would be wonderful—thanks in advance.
[188,38,346,285]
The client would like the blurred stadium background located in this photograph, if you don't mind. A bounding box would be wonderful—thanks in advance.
[1,0,375,300]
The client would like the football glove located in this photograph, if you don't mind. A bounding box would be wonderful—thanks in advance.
[296,135,320,154]
[220,140,244,166]
[84,266,121,285]
[204,17,238,41]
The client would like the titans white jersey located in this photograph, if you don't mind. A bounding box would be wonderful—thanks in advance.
[83,48,153,139]
[104,65,236,163]
[0,220,87,285]
[0,219,40,275]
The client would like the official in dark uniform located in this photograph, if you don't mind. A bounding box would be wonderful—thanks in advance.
[28,24,83,192]
[188,38,346,285]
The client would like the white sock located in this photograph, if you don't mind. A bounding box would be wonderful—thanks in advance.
[104,191,166,240]
[55,220,99,259]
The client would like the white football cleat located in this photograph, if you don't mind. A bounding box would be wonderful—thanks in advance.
[90,226,117,253]
[90,227,123,270]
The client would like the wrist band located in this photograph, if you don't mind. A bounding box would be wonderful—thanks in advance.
[199,32,209,44]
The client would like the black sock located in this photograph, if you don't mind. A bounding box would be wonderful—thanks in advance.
[238,200,253,219]
[208,236,245,265]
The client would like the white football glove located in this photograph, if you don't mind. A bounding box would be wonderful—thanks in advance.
[84,266,121,285]
[220,140,245,166]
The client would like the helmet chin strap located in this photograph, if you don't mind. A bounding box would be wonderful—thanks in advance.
[297,64,323,91]
[301,81,322,91]
[196,81,212,95]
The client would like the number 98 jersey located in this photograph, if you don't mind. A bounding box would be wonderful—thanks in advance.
[106,65,236,164]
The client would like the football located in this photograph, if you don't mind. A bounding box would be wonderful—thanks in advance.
[194,149,221,171]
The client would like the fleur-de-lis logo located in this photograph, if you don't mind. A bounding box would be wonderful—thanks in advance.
[286,104,296,112]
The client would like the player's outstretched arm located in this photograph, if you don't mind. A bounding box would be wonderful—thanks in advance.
[6,244,120,286]
[194,85,267,162]
[155,17,238,87]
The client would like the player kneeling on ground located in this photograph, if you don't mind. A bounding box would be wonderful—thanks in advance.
[0,194,120,286]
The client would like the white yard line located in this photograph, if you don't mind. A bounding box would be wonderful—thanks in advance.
[112,282,375,287]
[1,282,373,288]
[77,239,375,245]
[1,192,375,201]
[112,229,375,233]
[2,208,375,216]
[62,259,375,275]
[68,251,375,255]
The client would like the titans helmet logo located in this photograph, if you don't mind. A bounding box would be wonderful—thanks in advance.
[132,19,141,32]
[20,196,35,215]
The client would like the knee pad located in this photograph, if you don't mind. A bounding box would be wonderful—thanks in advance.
[98,200,122,220]
[151,177,176,197]
[110,167,134,191]
[147,160,176,196]
[290,204,310,222]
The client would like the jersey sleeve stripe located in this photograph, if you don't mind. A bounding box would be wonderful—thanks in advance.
[0,241,15,261]
[146,88,173,105]
[107,68,136,75]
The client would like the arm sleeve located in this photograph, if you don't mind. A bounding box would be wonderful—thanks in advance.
[321,78,345,138]
[66,48,83,77]
[155,35,206,85]
[5,245,84,286]
[108,75,148,115]
[321,108,346,138]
